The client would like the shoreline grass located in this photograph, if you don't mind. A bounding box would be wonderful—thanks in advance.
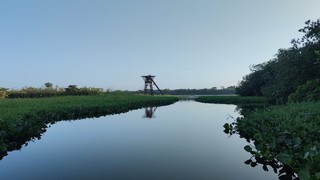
[195,95,267,105]
[0,94,178,122]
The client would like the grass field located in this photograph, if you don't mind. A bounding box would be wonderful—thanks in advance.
[0,93,178,122]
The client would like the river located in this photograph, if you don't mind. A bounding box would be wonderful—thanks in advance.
[0,101,277,179]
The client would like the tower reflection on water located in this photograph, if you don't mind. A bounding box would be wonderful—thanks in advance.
[143,107,157,118]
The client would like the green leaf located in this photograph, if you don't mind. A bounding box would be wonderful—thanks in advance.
[303,152,309,159]
[244,145,252,153]
[269,141,276,149]
[244,159,252,165]
[277,153,292,164]
[223,123,230,129]
[309,146,318,157]
[250,162,257,167]
[315,172,320,179]
[298,169,310,180]
[292,137,302,147]
[254,143,262,151]
[263,165,269,172]
[253,133,262,141]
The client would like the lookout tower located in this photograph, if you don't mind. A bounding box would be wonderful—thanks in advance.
[141,75,163,95]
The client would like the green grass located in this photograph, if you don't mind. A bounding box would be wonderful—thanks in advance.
[195,95,267,105]
[230,102,320,179]
[0,93,178,122]
[0,93,178,159]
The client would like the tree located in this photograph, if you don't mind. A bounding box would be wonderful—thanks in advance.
[65,85,80,95]
[0,87,8,99]
[236,19,320,103]
[44,82,53,88]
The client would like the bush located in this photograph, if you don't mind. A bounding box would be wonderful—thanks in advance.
[6,84,104,99]
[288,79,320,103]
[0,88,8,99]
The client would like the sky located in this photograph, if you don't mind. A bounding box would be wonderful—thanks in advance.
[1,1,320,91]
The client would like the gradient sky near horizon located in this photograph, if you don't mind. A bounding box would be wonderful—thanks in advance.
[1,1,320,90]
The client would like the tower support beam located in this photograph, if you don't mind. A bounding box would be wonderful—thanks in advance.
[141,75,163,95]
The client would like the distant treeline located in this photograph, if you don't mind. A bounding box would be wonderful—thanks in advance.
[236,19,320,104]
[1,84,236,99]
[134,86,236,95]
[0,83,105,99]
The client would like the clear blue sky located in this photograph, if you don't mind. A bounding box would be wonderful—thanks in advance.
[1,0,320,90]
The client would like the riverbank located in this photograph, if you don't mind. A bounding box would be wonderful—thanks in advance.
[0,94,178,159]
[195,95,267,104]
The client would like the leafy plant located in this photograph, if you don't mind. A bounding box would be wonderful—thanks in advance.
[231,102,320,179]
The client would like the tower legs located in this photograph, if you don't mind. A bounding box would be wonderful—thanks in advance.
[144,82,154,95]
[144,83,148,94]
[150,83,153,95]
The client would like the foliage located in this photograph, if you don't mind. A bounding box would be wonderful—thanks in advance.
[288,79,320,103]
[6,83,104,98]
[235,65,266,96]
[0,88,8,99]
[0,94,178,160]
[236,19,320,103]
[225,102,320,179]
[44,82,53,88]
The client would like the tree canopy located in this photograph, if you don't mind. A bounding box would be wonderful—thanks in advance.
[236,19,320,103]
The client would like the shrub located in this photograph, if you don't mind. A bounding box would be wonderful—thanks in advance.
[0,88,8,99]
[6,85,104,99]
[288,79,320,103]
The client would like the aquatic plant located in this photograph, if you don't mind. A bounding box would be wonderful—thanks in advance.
[225,102,320,180]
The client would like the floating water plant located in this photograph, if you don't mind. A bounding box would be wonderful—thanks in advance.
[224,102,320,180]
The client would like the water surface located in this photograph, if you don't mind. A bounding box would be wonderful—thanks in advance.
[0,101,277,179]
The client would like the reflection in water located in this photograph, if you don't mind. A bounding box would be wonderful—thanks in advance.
[244,155,297,180]
[143,107,157,118]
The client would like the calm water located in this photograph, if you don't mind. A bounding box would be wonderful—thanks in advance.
[0,101,277,179]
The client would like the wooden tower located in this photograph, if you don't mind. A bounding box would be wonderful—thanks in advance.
[141,75,163,95]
